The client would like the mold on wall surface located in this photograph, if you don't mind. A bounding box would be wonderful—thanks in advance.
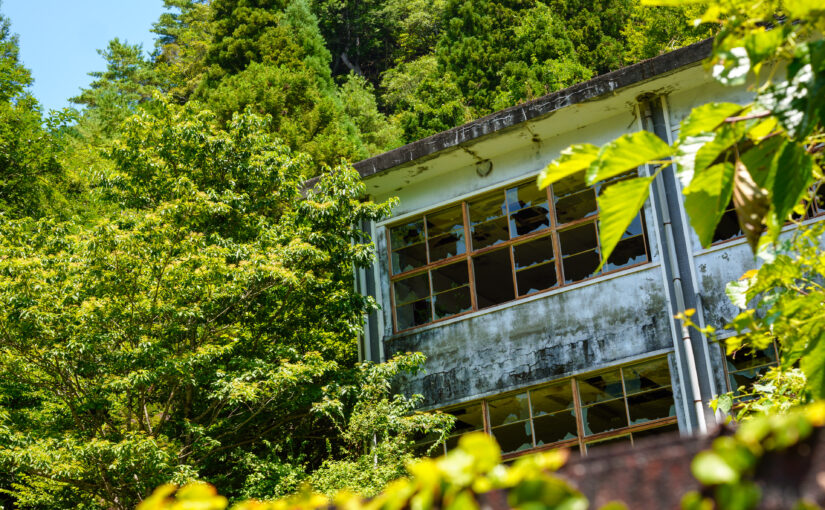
[383,266,672,407]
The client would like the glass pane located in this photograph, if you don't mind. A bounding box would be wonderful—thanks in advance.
[427,205,463,237]
[433,286,472,319]
[623,216,644,238]
[552,172,588,197]
[531,383,574,416]
[555,188,598,224]
[712,207,742,243]
[562,250,601,284]
[429,232,465,262]
[558,223,598,257]
[533,411,578,445]
[473,248,516,309]
[507,182,547,212]
[622,358,671,396]
[585,435,631,453]
[510,205,550,237]
[431,262,470,293]
[392,242,427,274]
[514,236,554,270]
[469,192,506,225]
[492,421,533,454]
[578,370,623,405]
[516,262,558,296]
[394,273,430,305]
[488,392,530,427]
[627,388,676,424]
[448,404,485,435]
[729,366,771,393]
[605,235,646,271]
[427,205,465,262]
[582,399,628,435]
[472,216,510,250]
[396,298,431,330]
[390,219,425,249]
[726,344,777,372]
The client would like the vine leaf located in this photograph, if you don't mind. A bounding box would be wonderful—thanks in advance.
[684,162,735,248]
[537,144,598,188]
[732,158,770,252]
[596,176,654,271]
[586,131,672,184]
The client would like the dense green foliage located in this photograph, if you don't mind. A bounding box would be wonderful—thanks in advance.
[539,0,825,419]
[64,0,713,163]
[0,0,769,507]
[135,403,825,510]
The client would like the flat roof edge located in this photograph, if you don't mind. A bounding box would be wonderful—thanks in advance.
[355,38,713,179]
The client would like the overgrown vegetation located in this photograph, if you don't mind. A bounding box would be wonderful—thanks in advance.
[0,0,822,507]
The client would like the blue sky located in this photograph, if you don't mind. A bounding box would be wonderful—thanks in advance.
[3,0,165,112]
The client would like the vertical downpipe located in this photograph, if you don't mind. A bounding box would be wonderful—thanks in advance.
[641,99,708,435]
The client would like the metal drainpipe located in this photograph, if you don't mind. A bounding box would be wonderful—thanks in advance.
[641,100,708,435]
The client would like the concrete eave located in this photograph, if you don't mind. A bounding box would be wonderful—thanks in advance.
[354,38,713,180]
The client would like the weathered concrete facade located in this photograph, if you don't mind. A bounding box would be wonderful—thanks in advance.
[352,39,794,453]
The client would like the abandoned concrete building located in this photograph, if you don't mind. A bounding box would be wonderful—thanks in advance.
[350,39,814,459]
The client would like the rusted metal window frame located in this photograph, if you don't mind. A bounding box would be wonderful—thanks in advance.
[420,355,678,460]
[387,175,652,334]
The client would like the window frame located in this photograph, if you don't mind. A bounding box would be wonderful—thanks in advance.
[709,181,825,247]
[719,339,781,397]
[416,355,678,460]
[386,176,652,334]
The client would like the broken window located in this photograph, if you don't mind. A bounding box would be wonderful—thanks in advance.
[722,341,779,399]
[427,356,677,459]
[388,173,650,332]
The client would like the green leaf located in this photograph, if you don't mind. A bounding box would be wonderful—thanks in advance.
[740,135,785,190]
[691,451,739,485]
[538,144,599,188]
[771,141,813,227]
[596,176,654,270]
[684,162,735,247]
[800,337,825,400]
[783,0,825,17]
[693,123,743,175]
[744,28,784,66]
[679,103,744,141]
[732,159,770,252]
[586,132,672,185]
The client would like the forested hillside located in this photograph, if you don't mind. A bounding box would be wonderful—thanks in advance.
[0,1,713,508]
[68,0,712,169]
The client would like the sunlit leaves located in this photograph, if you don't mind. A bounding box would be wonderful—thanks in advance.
[684,162,734,247]
[537,144,599,188]
[770,141,813,228]
[586,131,672,184]
[678,102,743,141]
[596,176,654,269]
[712,47,751,86]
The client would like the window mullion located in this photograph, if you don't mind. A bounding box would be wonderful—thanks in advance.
[547,183,565,288]
[571,378,586,455]
[463,201,478,312]
[386,228,399,332]
[527,390,536,448]
[620,367,631,429]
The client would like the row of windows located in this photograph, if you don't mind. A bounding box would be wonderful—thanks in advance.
[387,173,649,332]
[416,356,677,458]
[712,183,825,244]
[722,340,780,399]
